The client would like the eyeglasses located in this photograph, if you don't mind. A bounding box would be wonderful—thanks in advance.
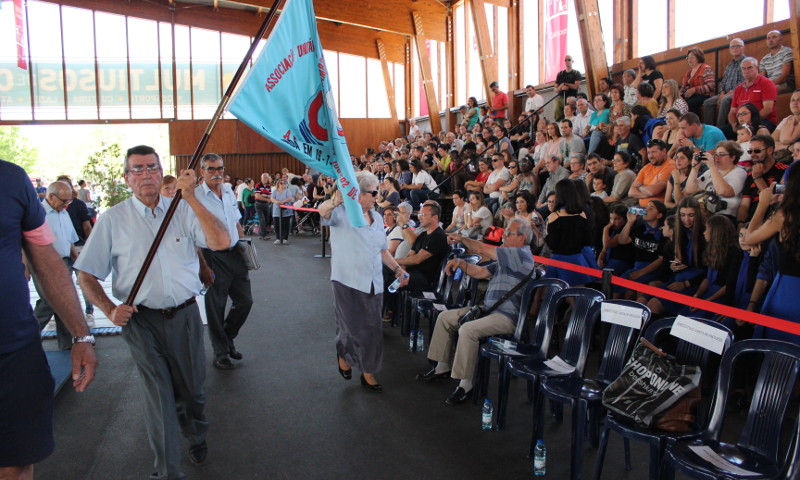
[126,163,161,175]
[53,195,72,206]
[747,148,764,154]
[508,164,518,169]
[365,190,379,197]
[417,212,430,217]
[204,166,225,173]
[736,112,750,117]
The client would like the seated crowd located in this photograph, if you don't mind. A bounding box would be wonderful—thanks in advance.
[340,33,800,358]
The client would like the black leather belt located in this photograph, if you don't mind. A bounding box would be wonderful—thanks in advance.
[137,298,196,319]
[203,247,235,253]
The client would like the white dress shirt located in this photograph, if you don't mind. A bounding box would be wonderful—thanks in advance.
[74,195,206,309]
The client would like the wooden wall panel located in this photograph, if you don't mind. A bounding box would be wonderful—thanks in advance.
[340,118,402,156]
[172,152,303,181]
[169,118,401,169]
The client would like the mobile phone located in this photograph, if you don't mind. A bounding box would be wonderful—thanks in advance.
[774,183,786,194]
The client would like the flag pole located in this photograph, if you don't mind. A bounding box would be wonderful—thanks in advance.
[124,0,286,306]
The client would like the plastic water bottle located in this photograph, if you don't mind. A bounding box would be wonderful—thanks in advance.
[388,273,409,293]
[453,267,463,281]
[534,440,547,476]
[481,398,493,430]
[408,330,417,352]
[415,329,425,352]
[199,284,210,296]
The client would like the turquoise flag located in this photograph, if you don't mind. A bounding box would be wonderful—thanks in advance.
[228,0,364,226]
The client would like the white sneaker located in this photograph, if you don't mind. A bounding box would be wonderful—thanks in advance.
[85,313,95,328]
[282,241,290,245]
[274,239,282,245]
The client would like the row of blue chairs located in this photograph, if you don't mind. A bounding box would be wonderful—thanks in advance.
[468,278,800,480]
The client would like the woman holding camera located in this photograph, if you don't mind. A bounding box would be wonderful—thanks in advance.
[684,140,747,221]
[745,164,800,344]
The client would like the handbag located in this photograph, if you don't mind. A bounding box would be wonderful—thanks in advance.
[457,266,537,325]
[235,238,261,270]
[602,338,701,430]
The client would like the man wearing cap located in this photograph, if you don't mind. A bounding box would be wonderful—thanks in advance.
[489,82,509,119]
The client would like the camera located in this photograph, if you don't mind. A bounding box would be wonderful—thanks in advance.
[775,183,786,194]
[628,206,647,216]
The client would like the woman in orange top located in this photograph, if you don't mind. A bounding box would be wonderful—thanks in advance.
[680,47,716,119]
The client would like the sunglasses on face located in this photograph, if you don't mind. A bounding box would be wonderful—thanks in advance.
[747,148,764,154]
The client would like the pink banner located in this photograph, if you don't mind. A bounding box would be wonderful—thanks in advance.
[544,0,568,83]
[14,0,27,70]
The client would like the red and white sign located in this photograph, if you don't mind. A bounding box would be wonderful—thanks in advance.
[14,0,27,70]
[544,0,568,83]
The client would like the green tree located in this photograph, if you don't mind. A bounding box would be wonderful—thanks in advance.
[81,141,131,209]
[0,126,39,172]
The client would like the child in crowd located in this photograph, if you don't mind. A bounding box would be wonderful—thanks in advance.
[645,196,706,314]
[615,200,667,299]
[590,176,608,199]
[736,123,753,170]
[598,204,635,276]
[687,216,743,317]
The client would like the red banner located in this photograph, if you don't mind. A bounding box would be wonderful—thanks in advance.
[544,0,568,83]
[14,0,27,70]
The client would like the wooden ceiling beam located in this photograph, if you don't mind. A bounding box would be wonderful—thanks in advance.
[37,0,412,63]
[470,0,498,103]
[376,40,399,122]
[575,0,609,99]
[412,11,442,134]
[200,0,449,39]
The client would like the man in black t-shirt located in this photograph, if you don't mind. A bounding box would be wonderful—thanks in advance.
[396,203,448,290]
[554,55,582,120]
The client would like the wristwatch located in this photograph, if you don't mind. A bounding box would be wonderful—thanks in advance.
[401,224,409,229]
[72,335,96,346]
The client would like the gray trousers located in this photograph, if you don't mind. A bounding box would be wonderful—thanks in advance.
[32,257,72,350]
[201,248,253,359]
[702,92,733,127]
[427,306,515,381]
[122,304,208,480]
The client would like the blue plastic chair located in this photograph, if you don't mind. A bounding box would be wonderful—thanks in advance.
[503,287,606,450]
[538,300,650,480]
[473,277,567,417]
[398,248,455,335]
[662,339,800,480]
[592,317,734,480]
[412,254,483,352]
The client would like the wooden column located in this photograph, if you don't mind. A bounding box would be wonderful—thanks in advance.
[765,0,775,24]
[376,40,399,122]
[470,0,498,103]
[789,0,800,97]
[575,0,609,99]
[667,0,676,50]
[613,0,636,64]
[445,12,457,131]
[412,10,443,134]
[405,39,413,122]
[507,0,520,121]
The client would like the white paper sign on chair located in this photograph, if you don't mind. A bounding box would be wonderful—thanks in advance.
[670,315,728,355]
[601,303,644,329]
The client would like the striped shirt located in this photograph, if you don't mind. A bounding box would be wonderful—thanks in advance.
[482,247,535,323]
[760,46,794,85]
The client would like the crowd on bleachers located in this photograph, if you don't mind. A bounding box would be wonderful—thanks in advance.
[329,31,800,344]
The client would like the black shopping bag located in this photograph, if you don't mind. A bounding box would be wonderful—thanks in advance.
[602,338,701,428]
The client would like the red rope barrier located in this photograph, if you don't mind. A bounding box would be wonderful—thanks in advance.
[534,254,800,336]
[279,205,319,213]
